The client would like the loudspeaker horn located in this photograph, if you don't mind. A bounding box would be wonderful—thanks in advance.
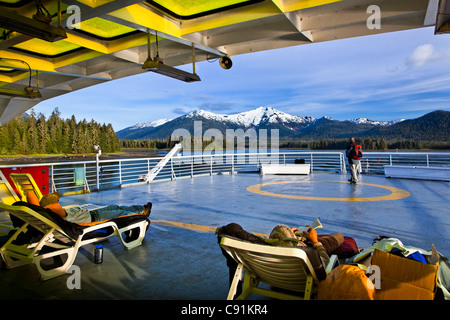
[219,56,232,69]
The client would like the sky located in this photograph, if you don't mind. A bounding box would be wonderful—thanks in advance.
[34,26,450,131]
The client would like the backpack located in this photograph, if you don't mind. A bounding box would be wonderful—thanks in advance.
[317,264,375,300]
[352,144,363,160]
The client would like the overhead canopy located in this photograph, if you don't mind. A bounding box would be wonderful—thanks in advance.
[0,0,446,125]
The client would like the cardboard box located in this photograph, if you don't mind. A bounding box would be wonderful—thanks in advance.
[371,249,438,300]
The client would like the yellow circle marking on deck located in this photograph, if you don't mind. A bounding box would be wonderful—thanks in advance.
[151,219,267,236]
[151,219,217,233]
[247,181,411,201]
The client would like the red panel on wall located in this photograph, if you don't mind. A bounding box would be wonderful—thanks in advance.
[0,166,50,197]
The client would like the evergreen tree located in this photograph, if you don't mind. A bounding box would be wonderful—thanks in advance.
[0,123,9,154]
[0,108,121,155]
[47,108,63,153]
[36,113,48,154]
[27,109,39,154]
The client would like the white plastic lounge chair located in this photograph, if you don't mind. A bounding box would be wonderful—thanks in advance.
[8,173,43,202]
[219,236,338,300]
[0,171,20,205]
[0,202,149,280]
[0,171,20,231]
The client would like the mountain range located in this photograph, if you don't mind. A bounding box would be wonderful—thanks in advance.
[116,107,449,141]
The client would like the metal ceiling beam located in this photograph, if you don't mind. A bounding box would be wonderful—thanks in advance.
[435,0,450,33]
[283,11,313,42]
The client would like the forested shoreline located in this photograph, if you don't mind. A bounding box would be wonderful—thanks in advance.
[0,108,120,155]
[1,109,448,157]
[280,138,450,151]
[120,137,450,151]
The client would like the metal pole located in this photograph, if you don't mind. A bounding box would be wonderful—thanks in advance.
[119,160,122,185]
[96,153,99,190]
[94,145,101,190]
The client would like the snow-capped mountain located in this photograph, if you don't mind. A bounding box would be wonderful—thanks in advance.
[349,118,404,126]
[127,118,172,130]
[116,106,403,140]
[184,107,314,128]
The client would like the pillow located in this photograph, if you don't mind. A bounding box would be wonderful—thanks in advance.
[43,203,67,218]
[331,236,359,258]
[26,191,40,206]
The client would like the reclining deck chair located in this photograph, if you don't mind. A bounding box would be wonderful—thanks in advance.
[0,171,20,231]
[0,202,149,280]
[9,173,105,211]
[219,236,338,300]
[0,172,19,205]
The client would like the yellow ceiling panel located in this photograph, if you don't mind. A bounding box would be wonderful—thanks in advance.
[0,68,39,85]
[76,0,115,8]
[53,49,104,70]
[0,0,22,4]
[65,33,108,54]
[0,76,13,84]
[13,39,81,56]
[108,4,181,38]
[150,0,255,17]
[0,50,57,72]
[66,31,147,55]
[106,33,148,54]
[78,17,137,39]
[271,0,342,12]
[181,1,280,35]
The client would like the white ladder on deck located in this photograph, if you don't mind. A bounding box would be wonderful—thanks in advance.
[140,143,182,182]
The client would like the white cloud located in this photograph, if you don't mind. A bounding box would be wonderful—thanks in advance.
[407,44,434,67]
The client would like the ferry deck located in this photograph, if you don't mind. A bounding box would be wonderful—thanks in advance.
[0,0,449,304]
[1,170,448,300]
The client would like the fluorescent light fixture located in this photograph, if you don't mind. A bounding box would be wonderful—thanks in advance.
[142,30,200,82]
[142,58,201,82]
[0,10,67,42]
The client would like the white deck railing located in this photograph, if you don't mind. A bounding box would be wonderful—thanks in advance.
[1,151,449,195]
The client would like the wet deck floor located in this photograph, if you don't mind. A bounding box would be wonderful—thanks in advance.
[0,172,449,300]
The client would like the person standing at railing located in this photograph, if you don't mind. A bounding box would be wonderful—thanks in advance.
[345,137,362,184]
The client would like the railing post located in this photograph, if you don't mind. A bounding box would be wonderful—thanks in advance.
[96,156,100,190]
[50,164,55,192]
[341,153,347,173]
[83,163,90,192]
[119,160,122,185]
[232,153,234,174]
